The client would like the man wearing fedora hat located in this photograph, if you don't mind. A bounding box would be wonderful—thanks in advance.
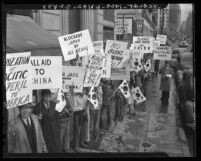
[33,89,62,153]
[7,96,48,153]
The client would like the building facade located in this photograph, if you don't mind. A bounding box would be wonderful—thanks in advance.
[168,4,181,40]
[32,10,115,48]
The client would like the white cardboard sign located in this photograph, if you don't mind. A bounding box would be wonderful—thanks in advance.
[6,52,32,109]
[93,41,104,55]
[88,86,99,109]
[131,86,146,104]
[105,40,128,68]
[62,66,86,93]
[55,89,66,112]
[153,46,172,61]
[102,54,111,78]
[156,34,167,45]
[119,80,131,99]
[84,54,105,87]
[31,56,62,90]
[132,36,154,53]
[58,29,94,61]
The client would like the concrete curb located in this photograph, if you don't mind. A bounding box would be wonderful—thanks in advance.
[178,127,191,157]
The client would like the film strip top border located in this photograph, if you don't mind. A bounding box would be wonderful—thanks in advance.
[4,4,168,10]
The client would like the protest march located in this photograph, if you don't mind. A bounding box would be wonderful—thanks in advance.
[5,6,194,157]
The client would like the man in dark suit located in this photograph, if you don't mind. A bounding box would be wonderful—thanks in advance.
[33,89,62,153]
[7,102,47,153]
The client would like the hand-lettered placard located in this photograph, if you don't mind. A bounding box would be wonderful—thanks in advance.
[6,52,32,109]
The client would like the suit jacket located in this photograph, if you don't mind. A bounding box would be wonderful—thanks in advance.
[8,114,47,153]
[33,100,62,153]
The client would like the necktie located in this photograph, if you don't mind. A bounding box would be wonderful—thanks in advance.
[27,118,31,128]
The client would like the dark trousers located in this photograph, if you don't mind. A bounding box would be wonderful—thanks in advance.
[100,105,113,131]
[72,110,86,149]
[155,70,159,77]
[59,118,70,152]
[161,91,170,105]
[90,108,101,139]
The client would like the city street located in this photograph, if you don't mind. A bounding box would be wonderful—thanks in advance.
[78,74,191,156]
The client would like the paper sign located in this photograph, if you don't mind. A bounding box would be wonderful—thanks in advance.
[110,66,130,81]
[93,41,104,55]
[6,52,32,109]
[62,66,86,93]
[131,86,146,104]
[153,41,160,49]
[143,53,154,72]
[102,54,111,78]
[31,56,62,90]
[55,89,66,112]
[115,18,132,35]
[84,54,105,87]
[119,80,130,99]
[166,74,172,78]
[88,86,99,109]
[153,46,172,61]
[156,34,167,45]
[105,40,128,68]
[132,36,154,53]
[58,29,94,61]
[144,59,152,72]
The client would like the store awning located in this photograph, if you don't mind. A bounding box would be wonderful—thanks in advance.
[6,15,62,56]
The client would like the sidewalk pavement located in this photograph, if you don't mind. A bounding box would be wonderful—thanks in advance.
[95,75,191,157]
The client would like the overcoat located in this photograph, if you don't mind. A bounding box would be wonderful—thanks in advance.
[33,100,62,153]
[8,114,47,153]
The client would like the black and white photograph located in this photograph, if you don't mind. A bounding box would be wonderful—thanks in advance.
[2,3,195,158]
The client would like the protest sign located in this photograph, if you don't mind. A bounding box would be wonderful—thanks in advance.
[131,86,146,104]
[105,40,128,68]
[153,46,172,61]
[88,86,99,110]
[31,56,62,90]
[110,67,130,81]
[102,54,111,78]
[143,53,154,72]
[156,34,167,45]
[62,66,86,93]
[153,41,160,49]
[115,18,132,35]
[93,41,104,55]
[119,80,130,99]
[132,36,154,53]
[84,54,105,87]
[129,50,143,73]
[58,29,94,61]
[6,52,32,109]
[55,89,66,112]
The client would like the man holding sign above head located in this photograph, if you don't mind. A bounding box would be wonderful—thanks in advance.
[7,96,48,153]
[33,89,62,153]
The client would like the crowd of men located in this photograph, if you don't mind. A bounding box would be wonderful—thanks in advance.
[8,55,185,153]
